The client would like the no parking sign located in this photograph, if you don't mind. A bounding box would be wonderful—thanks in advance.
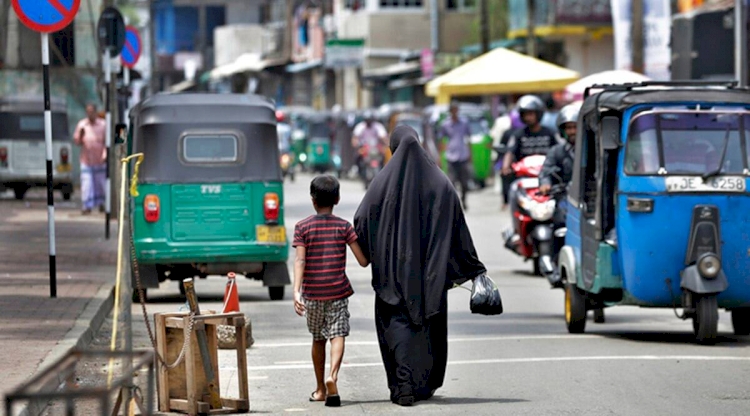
[121,26,142,68]
[11,0,80,33]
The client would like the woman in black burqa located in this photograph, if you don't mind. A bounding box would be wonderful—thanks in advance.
[353,126,487,406]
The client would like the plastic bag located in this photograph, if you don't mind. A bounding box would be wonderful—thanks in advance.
[470,274,503,315]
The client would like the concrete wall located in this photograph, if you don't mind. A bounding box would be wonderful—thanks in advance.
[439,11,475,53]
[214,25,267,66]
[226,0,262,24]
[562,35,615,76]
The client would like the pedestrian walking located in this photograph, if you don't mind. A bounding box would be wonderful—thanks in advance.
[292,175,369,407]
[439,101,472,210]
[354,126,487,407]
[74,103,106,214]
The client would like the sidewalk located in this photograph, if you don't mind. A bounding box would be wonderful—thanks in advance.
[0,190,117,416]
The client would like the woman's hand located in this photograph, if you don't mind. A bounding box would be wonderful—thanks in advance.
[293,291,306,316]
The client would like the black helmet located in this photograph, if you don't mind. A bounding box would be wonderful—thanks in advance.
[516,95,545,124]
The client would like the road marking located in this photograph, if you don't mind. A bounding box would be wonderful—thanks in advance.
[244,355,750,371]
[252,334,600,348]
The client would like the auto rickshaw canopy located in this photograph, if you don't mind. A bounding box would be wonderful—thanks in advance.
[425,48,580,104]
[129,92,281,183]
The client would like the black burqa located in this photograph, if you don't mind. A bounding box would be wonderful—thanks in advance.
[353,126,486,402]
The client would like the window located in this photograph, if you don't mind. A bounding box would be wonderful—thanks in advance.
[379,0,423,8]
[19,116,44,132]
[183,134,239,163]
[446,0,476,10]
[625,112,749,175]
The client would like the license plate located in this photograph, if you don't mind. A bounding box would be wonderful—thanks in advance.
[256,225,286,243]
[665,176,747,193]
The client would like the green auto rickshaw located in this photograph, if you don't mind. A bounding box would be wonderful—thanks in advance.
[305,111,341,176]
[127,93,290,301]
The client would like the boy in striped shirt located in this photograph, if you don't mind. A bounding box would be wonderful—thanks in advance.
[293,175,369,407]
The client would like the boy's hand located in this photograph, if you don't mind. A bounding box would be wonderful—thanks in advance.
[293,291,306,316]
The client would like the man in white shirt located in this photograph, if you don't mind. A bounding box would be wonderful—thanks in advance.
[351,111,388,180]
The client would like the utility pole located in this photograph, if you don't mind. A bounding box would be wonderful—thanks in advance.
[480,0,489,54]
[149,0,158,95]
[0,0,9,67]
[735,0,747,86]
[630,0,645,74]
[526,0,536,58]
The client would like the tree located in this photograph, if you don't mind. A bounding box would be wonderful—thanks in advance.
[467,0,509,50]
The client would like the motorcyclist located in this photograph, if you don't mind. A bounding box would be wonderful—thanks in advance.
[501,95,558,176]
[351,111,388,180]
[537,103,579,289]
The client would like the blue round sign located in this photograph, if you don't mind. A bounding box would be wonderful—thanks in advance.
[11,0,80,33]
[121,26,141,68]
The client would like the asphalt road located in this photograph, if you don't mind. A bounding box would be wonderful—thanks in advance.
[129,172,750,415]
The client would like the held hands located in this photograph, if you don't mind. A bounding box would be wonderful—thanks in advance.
[293,291,306,316]
[501,165,512,176]
[539,184,551,195]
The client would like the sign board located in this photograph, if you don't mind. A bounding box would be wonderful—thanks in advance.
[121,26,141,68]
[11,0,81,33]
[611,0,672,80]
[420,49,434,78]
[98,6,125,57]
[324,38,365,69]
[554,0,612,24]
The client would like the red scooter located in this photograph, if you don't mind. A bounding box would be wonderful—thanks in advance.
[502,154,557,276]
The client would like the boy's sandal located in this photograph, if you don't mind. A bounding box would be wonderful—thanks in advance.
[325,394,341,407]
[309,391,325,402]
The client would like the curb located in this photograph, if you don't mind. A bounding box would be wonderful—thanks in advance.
[9,283,115,416]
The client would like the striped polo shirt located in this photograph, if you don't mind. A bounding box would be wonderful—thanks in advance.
[293,214,357,301]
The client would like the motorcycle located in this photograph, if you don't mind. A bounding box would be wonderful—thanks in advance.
[502,154,557,276]
[280,151,295,182]
[360,143,385,190]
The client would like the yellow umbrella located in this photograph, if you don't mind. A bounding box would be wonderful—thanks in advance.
[426,48,580,104]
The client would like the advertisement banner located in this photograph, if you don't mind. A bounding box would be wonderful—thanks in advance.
[610,0,672,80]
[324,38,365,69]
[555,0,612,24]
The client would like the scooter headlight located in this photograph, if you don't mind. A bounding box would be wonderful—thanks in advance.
[518,193,556,221]
[697,253,721,279]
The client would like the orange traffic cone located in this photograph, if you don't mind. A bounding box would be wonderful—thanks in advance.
[222,272,240,313]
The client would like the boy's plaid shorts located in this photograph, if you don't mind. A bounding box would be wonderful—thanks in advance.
[304,298,350,341]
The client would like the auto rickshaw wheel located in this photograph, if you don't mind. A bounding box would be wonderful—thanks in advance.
[693,294,719,344]
[730,309,750,336]
[564,283,587,334]
[269,286,285,301]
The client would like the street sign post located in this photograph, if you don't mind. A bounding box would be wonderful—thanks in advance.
[11,0,81,298]
[98,7,125,240]
[121,26,141,105]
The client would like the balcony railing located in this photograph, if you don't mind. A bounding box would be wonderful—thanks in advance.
[508,0,612,32]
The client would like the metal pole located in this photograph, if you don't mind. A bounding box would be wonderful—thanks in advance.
[149,0,158,95]
[105,51,112,239]
[480,0,489,54]
[430,0,439,52]
[631,0,645,74]
[42,32,57,298]
[526,0,536,58]
[736,0,747,87]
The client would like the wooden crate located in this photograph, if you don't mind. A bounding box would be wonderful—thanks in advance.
[154,312,249,415]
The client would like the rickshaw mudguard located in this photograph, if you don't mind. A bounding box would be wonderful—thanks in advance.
[680,266,729,294]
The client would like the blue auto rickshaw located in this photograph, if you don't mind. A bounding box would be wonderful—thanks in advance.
[558,82,750,343]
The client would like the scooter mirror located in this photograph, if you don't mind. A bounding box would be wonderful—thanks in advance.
[554,227,567,238]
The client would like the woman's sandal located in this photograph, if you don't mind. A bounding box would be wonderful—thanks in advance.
[309,391,325,402]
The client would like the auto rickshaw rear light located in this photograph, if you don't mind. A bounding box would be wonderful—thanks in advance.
[0,147,7,167]
[143,195,160,223]
[264,193,279,224]
[60,147,69,164]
